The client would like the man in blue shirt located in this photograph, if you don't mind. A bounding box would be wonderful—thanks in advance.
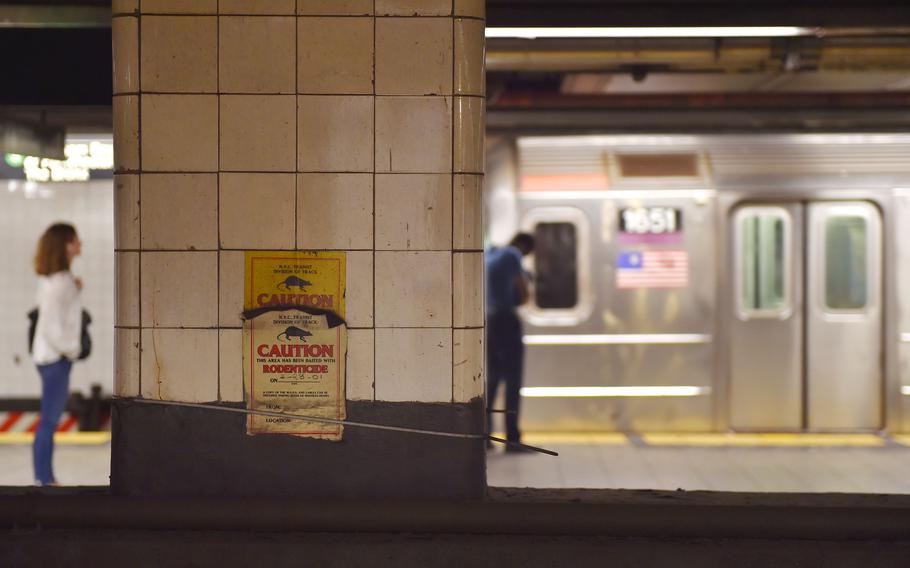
[485,232,535,450]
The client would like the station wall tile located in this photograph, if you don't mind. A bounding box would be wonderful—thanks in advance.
[454,96,484,173]
[376,18,452,96]
[375,251,452,327]
[453,328,483,402]
[453,174,482,250]
[454,0,485,18]
[218,329,245,402]
[346,329,375,400]
[345,251,375,328]
[114,174,140,249]
[140,16,217,93]
[453,252,483,328]
[297,173,374,249]
[375,174,452,250]
[297,96,374,172]
[220,173,296,249]
[220,0,296,14]
[112,17,138,94]
[140,329,219,402]
[376,0,451,16]
[220,16,295,94]
[140,173,217,250]
[141,0,217,14]
[375,96,452,173]
[141,95,218,172]
[297,17,374,94]
[112,95,139,172]
[218,250,245,328]
[297,0,373,15]
[375,328,452,402]
[115,252,140,327]
[140,252,218,328]
[455,18,484,96]
[114,328,140,397]
[220,95,296,172]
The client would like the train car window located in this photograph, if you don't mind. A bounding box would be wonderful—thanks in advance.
[740,212,787,312]
[825,216,867,310]
[533,222,578,309]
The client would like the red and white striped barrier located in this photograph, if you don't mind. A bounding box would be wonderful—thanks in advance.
[0,411,110,433]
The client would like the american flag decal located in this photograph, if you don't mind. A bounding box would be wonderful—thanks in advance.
[616,250,689,289]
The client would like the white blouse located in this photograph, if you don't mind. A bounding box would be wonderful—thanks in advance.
[33,271,82,365]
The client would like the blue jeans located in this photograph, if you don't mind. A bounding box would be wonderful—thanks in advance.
[486,311,524,444]
[34,358,71,485]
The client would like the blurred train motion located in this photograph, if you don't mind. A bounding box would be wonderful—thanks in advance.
[486,133,910,433]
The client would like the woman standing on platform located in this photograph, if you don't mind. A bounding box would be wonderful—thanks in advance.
[31,223,82,486]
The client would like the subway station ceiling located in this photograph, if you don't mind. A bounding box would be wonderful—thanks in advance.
[1,0,910,137]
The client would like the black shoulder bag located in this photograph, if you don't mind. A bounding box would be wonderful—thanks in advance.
[27,308,92,360]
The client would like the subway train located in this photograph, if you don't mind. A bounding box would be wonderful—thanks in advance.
[485,133,910,433]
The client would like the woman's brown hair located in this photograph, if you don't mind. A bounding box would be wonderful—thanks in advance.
[34,223,77,276]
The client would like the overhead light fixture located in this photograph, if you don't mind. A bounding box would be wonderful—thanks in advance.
[486,27,817,39]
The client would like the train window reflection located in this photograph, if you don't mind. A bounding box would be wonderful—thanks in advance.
[825,216,867,310]
[533,222,578,309]
[741,213,787,312]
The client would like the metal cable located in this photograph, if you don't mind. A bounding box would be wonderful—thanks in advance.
[131,398,558,456]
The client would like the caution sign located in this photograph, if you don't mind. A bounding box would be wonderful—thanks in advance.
[244,251,345,317]
[243,307,346,440]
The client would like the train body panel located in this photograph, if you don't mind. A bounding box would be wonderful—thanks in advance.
[486,134,910,433]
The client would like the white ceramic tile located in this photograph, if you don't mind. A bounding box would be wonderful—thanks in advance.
[344,251,373,328]
[455,18,484,96]
[346,328,374,400]
[453,328,483,402]
[375,251,452,327]
[454,96,484,173]
[453,174,482,250]
[454,0,484,18]
[113,0,138,14]
[140,173,218,250]
[220,173,296,249]
[219,328,245,402]
[141,95,218,172]
[140,329,218,402]
[297,173,373,249]
[298,96,374,172]
[297,0,372,14]
[375,96,452,173]
[220,16,295,93]
[376,0,450,16]
[113,95,139,172]
[375,174,452,250]
[140,252,218,327]
[116,251,139,327]
[220,95,296,171]
[114,174,139,249]
[220,0,296,14]
[112,16,139,94]
[453,252,483,327]
[298,17,373,94]
[376,18,453,95]
[114,328,140,397]
[375,328,452,402]
[140,16,217,92]
[142,0,216,13]
[219,250,245,327]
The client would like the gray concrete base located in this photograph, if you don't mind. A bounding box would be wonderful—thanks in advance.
[110,398,486,499]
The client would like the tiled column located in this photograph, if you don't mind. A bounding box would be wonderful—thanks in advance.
[111,0,486,498]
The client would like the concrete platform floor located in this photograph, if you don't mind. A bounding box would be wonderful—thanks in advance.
[487,433,910,493]
[3,432,910,493]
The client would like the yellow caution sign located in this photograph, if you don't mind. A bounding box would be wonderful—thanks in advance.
[244,251,346,317]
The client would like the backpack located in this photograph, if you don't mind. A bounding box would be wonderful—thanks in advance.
[27,308,92,360]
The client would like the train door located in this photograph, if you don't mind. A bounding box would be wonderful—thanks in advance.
[730,201,883,431]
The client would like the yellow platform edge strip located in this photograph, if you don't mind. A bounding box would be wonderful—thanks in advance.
[513,432,890,447]
[0,432,111,445]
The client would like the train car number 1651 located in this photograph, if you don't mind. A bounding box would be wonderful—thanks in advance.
[619,207,682,234]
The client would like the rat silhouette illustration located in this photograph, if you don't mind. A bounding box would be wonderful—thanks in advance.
[276,275,313,291]
[277,326,313,342]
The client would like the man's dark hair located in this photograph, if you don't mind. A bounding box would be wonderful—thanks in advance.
[510,232,535,255]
